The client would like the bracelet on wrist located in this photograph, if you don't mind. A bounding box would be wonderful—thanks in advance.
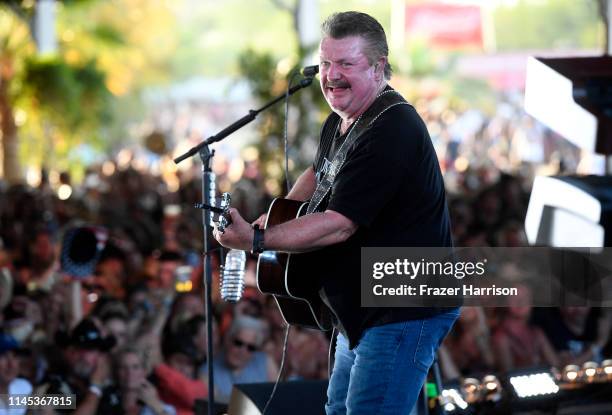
[251,225,265,254]
[89,384,103,397]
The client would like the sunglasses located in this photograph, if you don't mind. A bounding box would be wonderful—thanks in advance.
[232,338,258,352]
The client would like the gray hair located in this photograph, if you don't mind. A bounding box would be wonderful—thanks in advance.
[321,11,392,80]
[227,315,266,346]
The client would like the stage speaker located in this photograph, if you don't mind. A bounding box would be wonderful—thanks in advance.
[525,175,612,247]
[227,380,328,415]
[193,399,228,415]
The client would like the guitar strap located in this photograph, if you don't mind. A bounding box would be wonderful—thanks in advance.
[307,89,409,214]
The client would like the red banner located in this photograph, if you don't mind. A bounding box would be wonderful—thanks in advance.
[405,3,483,49]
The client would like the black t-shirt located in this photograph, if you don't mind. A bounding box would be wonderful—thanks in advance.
[312,90,454,349]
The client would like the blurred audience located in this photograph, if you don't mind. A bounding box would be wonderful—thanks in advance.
[444,307,495,376]
[154,336,206,415]
[202,315,277,403]
[532,307,611,366]
[97,347,176,415]
[491,297,559,372]
[37,318,115,414]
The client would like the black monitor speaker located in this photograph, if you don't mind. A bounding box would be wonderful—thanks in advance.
[227,380,328,415]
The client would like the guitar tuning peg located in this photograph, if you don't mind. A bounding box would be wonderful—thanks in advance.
[220,193,231,210]
[217,216,228,234]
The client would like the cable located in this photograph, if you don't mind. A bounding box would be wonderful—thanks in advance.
[283,72,300,194]
[328,327,337,379]
[262,324,291,415]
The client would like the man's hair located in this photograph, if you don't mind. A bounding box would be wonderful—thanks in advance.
[114,346,146,371]
[321,11,392,80]
[227,315,266,347]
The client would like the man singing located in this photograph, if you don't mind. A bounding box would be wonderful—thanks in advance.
[214,11,459,414]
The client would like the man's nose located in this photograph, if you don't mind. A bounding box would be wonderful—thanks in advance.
[327,63,341,80]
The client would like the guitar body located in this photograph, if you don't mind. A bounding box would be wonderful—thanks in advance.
[256,198,334,331]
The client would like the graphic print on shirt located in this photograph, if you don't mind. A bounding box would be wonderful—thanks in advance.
[316,157,333,184]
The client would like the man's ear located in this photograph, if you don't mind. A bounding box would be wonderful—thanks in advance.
[375,57,386,79]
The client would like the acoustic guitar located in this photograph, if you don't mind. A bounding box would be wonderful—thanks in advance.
[256,198,334,331]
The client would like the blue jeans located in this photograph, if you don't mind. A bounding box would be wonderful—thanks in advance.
[326,309,460,415]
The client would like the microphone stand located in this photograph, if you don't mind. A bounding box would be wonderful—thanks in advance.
[173,75,315,415]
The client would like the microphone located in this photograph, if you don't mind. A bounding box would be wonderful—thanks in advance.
[301,64,319,77]
[220,249,246,303]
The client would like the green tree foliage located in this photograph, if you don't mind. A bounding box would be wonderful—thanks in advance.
[0,1,114,182]
[0,0,178,183]
[493,0,604,51]
[22,57,111,130]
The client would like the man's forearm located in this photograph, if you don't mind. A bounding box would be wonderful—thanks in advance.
[264,210,357,253]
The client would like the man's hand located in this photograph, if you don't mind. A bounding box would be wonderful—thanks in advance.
[252,213,267,229]
[91,354,111,386]
[138,380,167,414]
[213,208,253,251]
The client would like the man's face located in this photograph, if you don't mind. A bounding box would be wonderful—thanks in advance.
[224,328,260,370]
[158,260,179,289]
[29,232,56,273]
[65,347,100,380]
[319,36,382,119]
[117,352,145,390]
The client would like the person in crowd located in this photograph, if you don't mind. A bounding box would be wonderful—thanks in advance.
[130,290,174,375]
[20,226,58,292]
[37,318,115,414]
[101,312,129,351]
[201,315,277,403]
[154,251,183,291]
[96,347,176,415]
[444,307,495,376]
[532,306,611,365]
[180,314,219,367]
[164,292,204,336]
[492,295,559,371]
[0,333,33,415]
[95,242,130,299]
[286,327,329,380]
[153,335,207,415]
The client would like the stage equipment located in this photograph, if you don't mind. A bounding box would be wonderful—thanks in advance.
[525,56,612,155]
[525,175,612,247]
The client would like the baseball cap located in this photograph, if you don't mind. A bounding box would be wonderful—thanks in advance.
[60,319,116,351]
[0,332,19,356]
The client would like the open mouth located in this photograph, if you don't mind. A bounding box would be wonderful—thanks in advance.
[327,86,349,93]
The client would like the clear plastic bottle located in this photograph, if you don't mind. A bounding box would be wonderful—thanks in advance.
[220,249,246,303]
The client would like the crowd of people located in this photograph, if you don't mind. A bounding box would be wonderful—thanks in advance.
[0,159,331,414]
[0,97,609,414]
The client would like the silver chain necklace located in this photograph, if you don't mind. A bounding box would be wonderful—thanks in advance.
[334,88,394,138]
